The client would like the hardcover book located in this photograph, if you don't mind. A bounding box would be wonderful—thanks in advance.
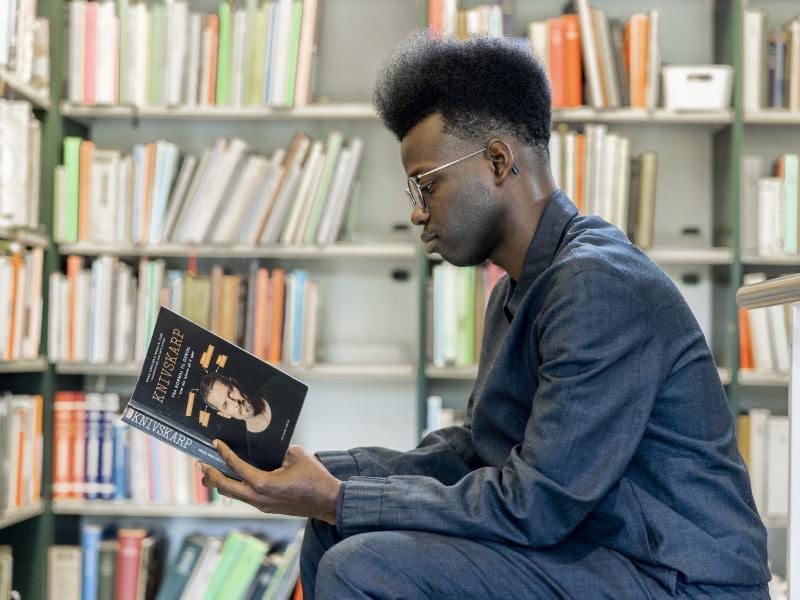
[122,306,307,478]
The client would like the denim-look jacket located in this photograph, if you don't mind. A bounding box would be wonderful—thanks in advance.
[317,191,770,587]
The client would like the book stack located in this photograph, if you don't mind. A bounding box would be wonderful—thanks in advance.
[737,408,788,522]
[0,0,49,88]
[50,528,303,600]
[428,262,505,368]
[528,1,660,110]
[549,124,658,248]
[428,2,506,37]
[740,153,800,257]
[0,243,44,361]
[0,394,43,511]
[0,100,41,230]
[743,10,800,112]
[48,258,320,367]
[65,0,318,109]
[425,396,466,435]
[53,133,363,248]
[739,273,792,375]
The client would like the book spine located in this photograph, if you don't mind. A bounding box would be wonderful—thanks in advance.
[121,404,237,480]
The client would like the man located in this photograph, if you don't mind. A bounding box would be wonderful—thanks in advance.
[200,33,770,598]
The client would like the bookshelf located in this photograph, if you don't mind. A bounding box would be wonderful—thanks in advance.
[0,66,50,109]
[51,500,302,520]
[0,502,45,530]
[0,226,50,248]
[0,357,49,374]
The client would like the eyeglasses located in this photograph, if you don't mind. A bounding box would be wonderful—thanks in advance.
[405,147,488,210]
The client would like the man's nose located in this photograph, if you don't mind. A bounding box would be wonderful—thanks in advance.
[410,206,429,227]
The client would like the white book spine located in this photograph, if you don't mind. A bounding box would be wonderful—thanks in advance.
[95,2,117,105]
[184,13,202,107]
[128,4,148,107]
[562,132,576,204]
[766,415,789,519]
[47,272,62,361]
[231,10,247,106]
[165,1,188,107]
[575,0,605,109]
[645,9,660,110]
[67,1,86,103]
[743,10,766,113]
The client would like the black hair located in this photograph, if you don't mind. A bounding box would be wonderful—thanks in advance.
[198,371,267,416]
[374,32,552,154]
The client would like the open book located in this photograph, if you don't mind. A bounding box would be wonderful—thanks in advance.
[122,307,307,479]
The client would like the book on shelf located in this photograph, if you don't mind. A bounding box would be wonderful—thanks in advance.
[740,152,800,257]
[122,307,307,479]
[0,394,42,511]
[54,527,303,600]
[739,273,791,374]
[0,0,49,88]
[744,10,800,112]
[0,243,43,361]
[425,395,466,436]
[737,408,788,521]
[549,124,658,248]
[525,2,659,110]
[65,0,319,109]
[48,257,321,368]
[53,133,364,248]
[0,100,41,231]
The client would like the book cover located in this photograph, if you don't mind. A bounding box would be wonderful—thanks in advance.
[122,307,307,478]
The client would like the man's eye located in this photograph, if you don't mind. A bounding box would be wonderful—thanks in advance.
[422,182,434,194]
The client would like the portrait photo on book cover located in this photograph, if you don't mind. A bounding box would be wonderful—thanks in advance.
[128,308,307,472]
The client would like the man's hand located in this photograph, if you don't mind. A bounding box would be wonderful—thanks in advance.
[199,441,342,525]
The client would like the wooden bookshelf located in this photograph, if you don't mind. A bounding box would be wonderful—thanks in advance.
[57,242,417,260]
[743,109,800,125]
[0,357,48,374]
[0,502,44,530]
[55,361,416,380]
[738,370,790,387]
[0,226,49,248]
[552,107,733,126]
[742,253,800,266]
[51,500,301,520]
[0,67,50,109]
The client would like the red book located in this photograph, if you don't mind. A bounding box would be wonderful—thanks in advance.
[562,14,583,107]
[428,0,443,34]
[52,392,75,500]
[207,15,219,105]
[548,17,566,108]
[83,2,98,105]
[739,308,755,370]
[267,269,286,363]
[115,529,147,600]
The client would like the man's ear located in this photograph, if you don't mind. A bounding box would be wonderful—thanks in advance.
[486,139,516,182]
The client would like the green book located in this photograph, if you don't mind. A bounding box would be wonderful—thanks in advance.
[242,0,258,103]
[262,531,303,600]
[155,534,207,600]
[148,5,166,105]
[782,153,798,254]
[249,4,270,105]
[63,137,82,243]
[98,540,118,600]
[202,532,249,600]
[284,1,303,107]
[302,132,344,243]
[216,2,232,105]
[221,535,269,600]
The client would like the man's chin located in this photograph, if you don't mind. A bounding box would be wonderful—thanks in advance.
[438,245,485,267]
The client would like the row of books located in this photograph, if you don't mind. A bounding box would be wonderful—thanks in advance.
[425,396,467,435]
[743,10,800,112]
[737,408,788,521]
[0,547,13,600]
[0,394,42,511]
[529,3,660,110]
[741,153,800,256]
[54,132,363,248]
[427,262,504,368]
[549,124,658,249]
[739,273,791,374]
[428,2,506,38]
[0,0,48,87]
[51,527,303,600]
[0,244,43,361]
[66,0,318,109]
[0,100,41,230]
[48,258,320,367]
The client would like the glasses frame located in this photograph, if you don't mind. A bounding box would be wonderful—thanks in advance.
[405,147,488,210]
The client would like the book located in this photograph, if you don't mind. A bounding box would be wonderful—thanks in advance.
[122,307,307,478]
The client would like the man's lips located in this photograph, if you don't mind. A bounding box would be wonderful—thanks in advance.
[421,232,437,243]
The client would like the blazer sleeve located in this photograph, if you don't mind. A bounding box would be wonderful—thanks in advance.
[333,269,662,545]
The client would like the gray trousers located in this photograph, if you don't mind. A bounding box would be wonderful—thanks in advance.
[300,518,770,599]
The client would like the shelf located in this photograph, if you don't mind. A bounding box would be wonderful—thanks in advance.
[763,517,788,529]
[0,226,49,248]
[552,107,732,126]
[426,365,479,380]
[60,101,377,123]
[645,247,733,265]
[741,253,800,266]
[51,499,300,520]
[55,361,416,380]
[744,109,800,125]
[0,357,48,374]
[0,502,44,529]
[57,242,416,260]
[738,370,789,387]
[0,67,50,109]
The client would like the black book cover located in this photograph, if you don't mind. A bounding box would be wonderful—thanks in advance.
[122,307,308,479]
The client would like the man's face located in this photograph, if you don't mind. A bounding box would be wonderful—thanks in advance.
[401,113,503,267]
[205,380,254,420]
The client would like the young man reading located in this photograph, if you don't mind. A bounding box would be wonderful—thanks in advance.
[200,33,770,598]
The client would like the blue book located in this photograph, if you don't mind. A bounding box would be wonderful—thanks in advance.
[291,270,307,365]
[112,420,130,500]
[81,524,104,600]
[99,394,119,500]
[84,394,104,501]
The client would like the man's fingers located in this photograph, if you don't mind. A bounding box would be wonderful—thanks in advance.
[200,463,260,504]
[213,439,265,486]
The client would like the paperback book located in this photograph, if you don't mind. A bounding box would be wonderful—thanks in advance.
[122,307,307,478]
